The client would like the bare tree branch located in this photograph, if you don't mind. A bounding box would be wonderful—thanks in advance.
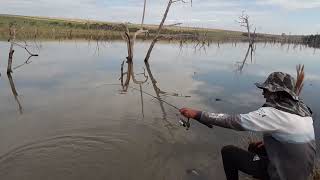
[141,0,147,27]
[144,0,189,62]
[7,26,39,74]
[235,11,257,72]
[238,11,256,46]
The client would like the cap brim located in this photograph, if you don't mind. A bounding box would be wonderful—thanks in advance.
[254,82,265,89]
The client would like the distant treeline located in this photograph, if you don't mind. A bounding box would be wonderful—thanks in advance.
[303,34,320,48]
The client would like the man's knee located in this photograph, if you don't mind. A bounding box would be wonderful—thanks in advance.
[221,145,238,157]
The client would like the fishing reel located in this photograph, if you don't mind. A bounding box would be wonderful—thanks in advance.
[179,117,190,130]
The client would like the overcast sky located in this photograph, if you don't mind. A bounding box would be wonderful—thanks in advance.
[1,0,320,35]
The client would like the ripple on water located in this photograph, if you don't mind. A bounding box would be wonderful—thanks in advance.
[0,123,225,180]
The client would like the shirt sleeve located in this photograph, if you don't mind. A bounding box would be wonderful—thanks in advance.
[198,111,245,131]
[240,108,280,132]
[198,108,280,132]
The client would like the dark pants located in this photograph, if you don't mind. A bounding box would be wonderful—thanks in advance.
[221,145,269,180]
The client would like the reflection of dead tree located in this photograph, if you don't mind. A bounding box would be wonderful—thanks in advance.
[193,31,210,53]
[144,0,190,63]
[145,61,167,119]
[119,60,148,117]
[119,9,149,112]
[119,0,149,91]
[7,26,39,74]
[7,73,23,114]
[144,61,180,139]
[139,84,145,117]
[120,59,148,92]
[135,69,148,118]
[119,24,148,91]
[13,55,35,70]
[236,44,254,72]
[145,61,181,138]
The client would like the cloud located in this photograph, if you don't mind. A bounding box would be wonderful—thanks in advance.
[257,0,320,10]
[0,0,319,34]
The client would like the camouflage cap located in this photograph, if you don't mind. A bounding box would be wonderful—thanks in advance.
[255,72,299,101]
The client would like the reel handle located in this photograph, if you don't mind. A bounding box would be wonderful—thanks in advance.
[179,118,190,130]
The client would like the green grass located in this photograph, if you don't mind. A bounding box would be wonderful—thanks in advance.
[0,14,301,43]
[0,14,250,41]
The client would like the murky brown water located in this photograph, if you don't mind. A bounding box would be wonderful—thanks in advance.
[0,40,319,180]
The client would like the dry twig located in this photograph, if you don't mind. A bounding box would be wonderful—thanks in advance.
[295,64,305,96]
[144,0,190,62]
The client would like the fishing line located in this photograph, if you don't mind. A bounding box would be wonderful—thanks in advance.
[96,83,191,129]
[96,83,181,110]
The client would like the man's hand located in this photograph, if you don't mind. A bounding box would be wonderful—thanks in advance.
[179,108,201,119]
[248,141,267,156]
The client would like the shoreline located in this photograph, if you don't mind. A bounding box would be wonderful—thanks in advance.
[0,14,301,43]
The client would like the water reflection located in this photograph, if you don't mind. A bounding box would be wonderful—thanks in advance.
[13,55,34,70]
[0,40,319,180]
[139,84,145,117]
[119,59,181,136]
[144,61,168,120]
[236,43,255,72]
[119,58,149,117]
[7,73,23,114]
[120,60,148,92]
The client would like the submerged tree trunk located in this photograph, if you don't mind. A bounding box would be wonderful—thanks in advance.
[7,27,16,74]
[7,45,14,74]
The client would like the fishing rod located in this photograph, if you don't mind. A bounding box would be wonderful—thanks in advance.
[126,85,191,130]
[97,83,191,130]
[98,83,214,129]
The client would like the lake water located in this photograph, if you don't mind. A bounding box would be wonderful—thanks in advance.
[0,40,319,180]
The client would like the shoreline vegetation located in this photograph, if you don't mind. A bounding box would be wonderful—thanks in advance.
[0,14,310,45]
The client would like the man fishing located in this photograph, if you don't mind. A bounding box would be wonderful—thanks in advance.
[180,71,315,180]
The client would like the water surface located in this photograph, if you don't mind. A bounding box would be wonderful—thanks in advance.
[0,40,319,180]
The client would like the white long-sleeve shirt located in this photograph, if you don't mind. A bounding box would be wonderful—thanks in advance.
[198,107,316,180]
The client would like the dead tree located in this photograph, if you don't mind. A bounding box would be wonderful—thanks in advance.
[119,0,190,119]
[119,0,152,91]
[141,0,147,27]
[7,27,16,74]
[120,25,148,91]
[7,26,39,74]
[236,11,256,72]
[144,0,189,63]
[238,11,256,48]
